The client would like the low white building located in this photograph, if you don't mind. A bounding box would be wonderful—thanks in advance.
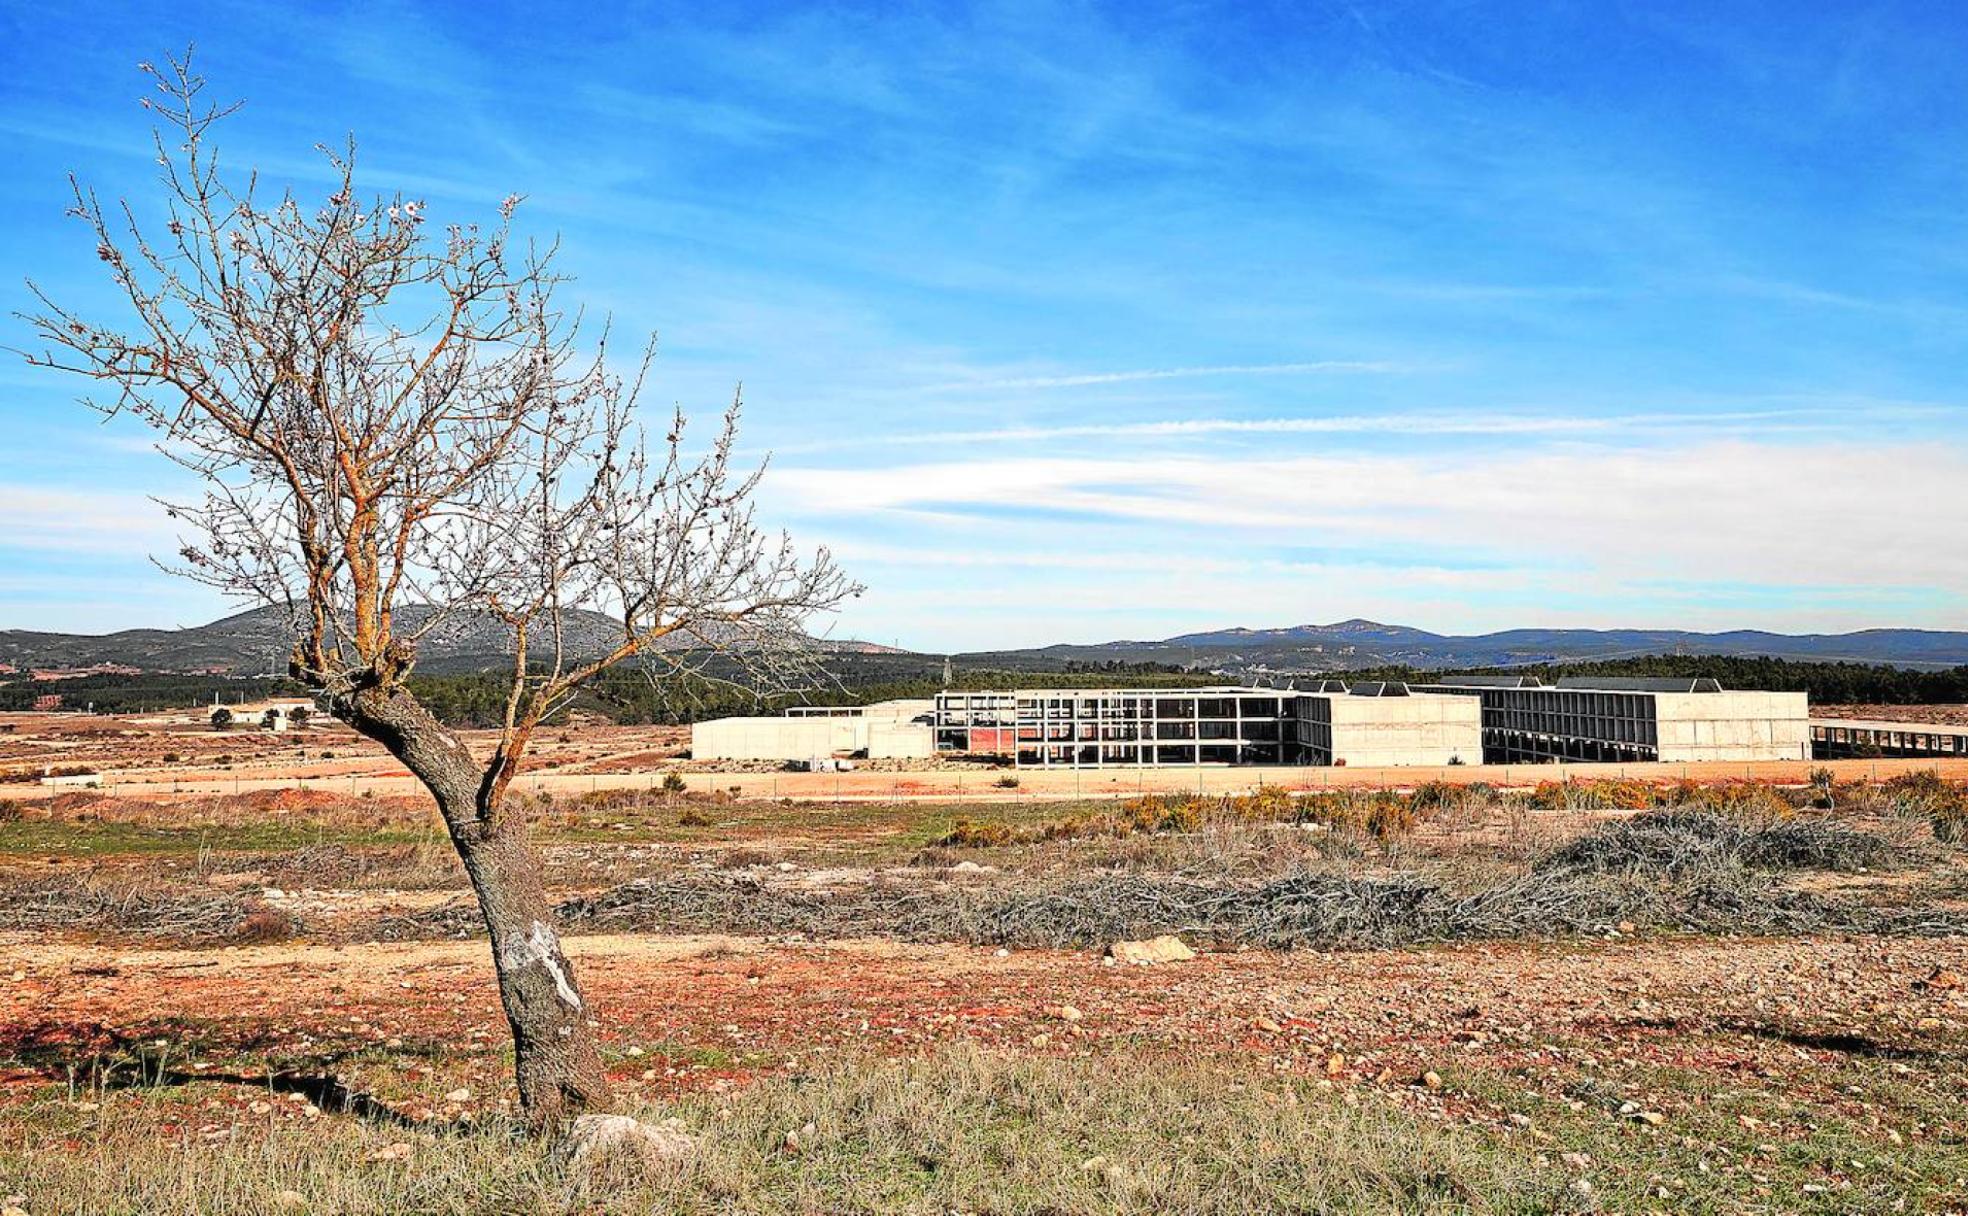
[690,699,935,761]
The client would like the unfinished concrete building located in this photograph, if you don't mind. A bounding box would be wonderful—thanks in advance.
[692,677,1811,769]
[1009,688,1298,768]
[1811,718,1968,760]
[1417,676,1810,763]
[936,683,1479,769]
[932,691,1018,754]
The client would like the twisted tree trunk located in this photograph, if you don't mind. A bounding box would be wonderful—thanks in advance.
[339,686,608,1128]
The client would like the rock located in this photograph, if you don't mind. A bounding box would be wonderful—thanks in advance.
[1049,1004,1083,1022]
[1616,921,1636,935]
[1916,967,1962,992]
[1030,1033,1051,1048]
[1420,1070,1443,1090]
[1107,935,1195,965]
[554,1114,697,1172]
[443,1088,471,1103]
[1507,1113,1533,1129]
[1324,1053,1346,1076]
[365,1142,413,1163]
[1253,1017,1283,1034]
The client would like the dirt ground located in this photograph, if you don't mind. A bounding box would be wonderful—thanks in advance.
[7,929,1965,1107]
[5,764,1968,1210]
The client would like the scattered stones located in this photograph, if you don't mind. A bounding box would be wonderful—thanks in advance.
[554,1114,696,1171]
[1107,935,1195,965]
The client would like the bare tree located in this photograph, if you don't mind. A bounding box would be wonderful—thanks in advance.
[20,54,855,1128]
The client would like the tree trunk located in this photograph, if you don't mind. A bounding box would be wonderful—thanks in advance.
[447,808,609,1126]
[338,686,609,1129]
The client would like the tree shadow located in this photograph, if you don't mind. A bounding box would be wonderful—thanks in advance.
[1,1016,473,1133]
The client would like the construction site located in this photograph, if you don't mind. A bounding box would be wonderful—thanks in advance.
[688,676,1817,769]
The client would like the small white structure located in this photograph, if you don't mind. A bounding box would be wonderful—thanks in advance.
[260,702,315,733]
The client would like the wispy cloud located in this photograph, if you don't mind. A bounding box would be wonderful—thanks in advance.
[777,407,1878,453]
[921,361,1406,392]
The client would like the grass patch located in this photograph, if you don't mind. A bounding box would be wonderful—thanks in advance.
[0,1046,1569,1215]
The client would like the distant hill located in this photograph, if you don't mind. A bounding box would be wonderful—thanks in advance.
[3,610,1962,679]
[970,620,1968,673]
[0,606,905,676]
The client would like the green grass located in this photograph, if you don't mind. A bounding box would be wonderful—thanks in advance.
[0,819,429,857]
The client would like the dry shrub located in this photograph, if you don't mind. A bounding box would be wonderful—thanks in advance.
[1537,810,1895,877]
[229,904,296,944]
[936,785,1425,851]
[939,818,1017,847]
[676,808,715,828]
[0,872,293,943]
[1291,791,1420,840]
[1872,771,1968,843]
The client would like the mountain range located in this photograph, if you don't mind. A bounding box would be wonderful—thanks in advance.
[4,611,1965,678]
[0,607,904,676]
[1002,619,1968,672]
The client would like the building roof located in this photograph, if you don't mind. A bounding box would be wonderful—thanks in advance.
[1553,677,1724,693]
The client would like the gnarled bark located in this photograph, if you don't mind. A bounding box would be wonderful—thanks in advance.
[341,685,607,1127]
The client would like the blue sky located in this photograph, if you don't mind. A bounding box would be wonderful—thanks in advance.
[3,1,1966,649]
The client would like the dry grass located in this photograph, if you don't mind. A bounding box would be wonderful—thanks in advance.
[7,1039,1962,1214]
[0,1045,1570,1214]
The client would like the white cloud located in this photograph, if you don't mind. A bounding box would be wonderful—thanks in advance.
[778,407,1842,453]
[771,439,1968,596]
[0,485,182,555]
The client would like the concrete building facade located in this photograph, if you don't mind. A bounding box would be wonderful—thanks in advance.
[1296,682,1482,768]
[690,699,935,762]
[1417,677,1810,764]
